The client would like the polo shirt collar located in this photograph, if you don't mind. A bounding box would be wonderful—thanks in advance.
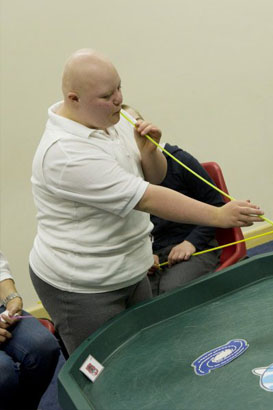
[48,101,113,139]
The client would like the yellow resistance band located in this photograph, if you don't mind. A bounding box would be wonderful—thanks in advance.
[158,229,273,267]
[121,110,273,263]
[121,111,273,227]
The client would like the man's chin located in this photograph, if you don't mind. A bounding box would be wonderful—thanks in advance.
[112,111,121,123]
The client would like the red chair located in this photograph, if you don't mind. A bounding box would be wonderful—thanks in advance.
[38,318,56,334]
[201,161,247,271]
[38,317,69,359]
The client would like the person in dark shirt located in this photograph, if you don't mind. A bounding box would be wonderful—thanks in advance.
[149,143,224,295]
[122,104,224,296]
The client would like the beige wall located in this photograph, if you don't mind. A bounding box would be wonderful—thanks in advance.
[1,0,273,309]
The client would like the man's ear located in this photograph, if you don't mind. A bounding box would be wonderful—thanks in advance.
[67,92,79,102]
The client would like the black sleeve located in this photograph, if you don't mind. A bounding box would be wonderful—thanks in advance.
[175,150,224,251]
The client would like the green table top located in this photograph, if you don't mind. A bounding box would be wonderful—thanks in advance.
[58,252,273,410]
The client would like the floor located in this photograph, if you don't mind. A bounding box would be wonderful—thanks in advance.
[38,241,273,410]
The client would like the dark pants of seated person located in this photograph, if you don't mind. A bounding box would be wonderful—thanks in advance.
[149,241,221,296]
[0,308,60,410]
[30,266,152,356]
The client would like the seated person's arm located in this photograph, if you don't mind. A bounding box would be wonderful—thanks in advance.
[0,253,23,343]
[166,240,196,266]
[0,279,23,317]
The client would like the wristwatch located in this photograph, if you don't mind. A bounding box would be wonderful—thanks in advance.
[2,292,22,307]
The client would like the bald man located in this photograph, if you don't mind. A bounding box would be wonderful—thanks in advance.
[29,48,263,354]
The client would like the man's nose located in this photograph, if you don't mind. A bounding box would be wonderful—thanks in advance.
[113,89,123,105]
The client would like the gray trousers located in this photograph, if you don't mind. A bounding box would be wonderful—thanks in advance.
[29,266,152,355]
[149,242,221,296]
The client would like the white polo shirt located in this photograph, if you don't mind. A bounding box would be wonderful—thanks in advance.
[30,103,154,293]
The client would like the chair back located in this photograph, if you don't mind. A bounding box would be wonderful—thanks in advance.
[201,161,247,271]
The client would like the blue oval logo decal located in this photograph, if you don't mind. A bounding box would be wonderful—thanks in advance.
[192,339,249,376]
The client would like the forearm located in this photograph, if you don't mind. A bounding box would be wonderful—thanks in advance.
[186,226,217,250]
[135,184,263,228]
[141,149,167,184]
[132,118,167,184]
[136,184,219,226]
[0,279,17,301]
